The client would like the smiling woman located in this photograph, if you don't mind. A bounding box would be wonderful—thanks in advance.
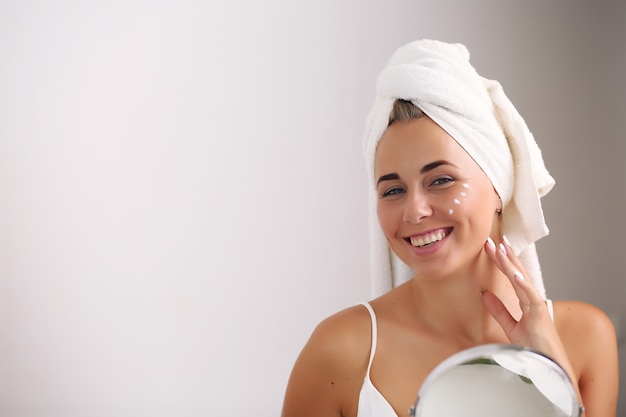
[280,39,619,417]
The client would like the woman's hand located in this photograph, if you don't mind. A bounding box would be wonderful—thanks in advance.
[482,236,556,350]
[481,236,582,403]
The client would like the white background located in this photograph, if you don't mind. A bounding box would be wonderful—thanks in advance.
[1,1,624,416]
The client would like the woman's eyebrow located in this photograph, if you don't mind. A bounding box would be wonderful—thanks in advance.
[377,173,400,185]
[420,160,449,174]
[377,161,453,185]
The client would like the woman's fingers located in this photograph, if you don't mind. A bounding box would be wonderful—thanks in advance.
[485,236,545,307]
[483,237,562,351]
[498,236,545,306]
[481,290,517,335]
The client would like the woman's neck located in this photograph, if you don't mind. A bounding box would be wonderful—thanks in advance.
[408,254,521,345]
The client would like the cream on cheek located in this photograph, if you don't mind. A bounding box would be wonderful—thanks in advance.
[448,183,470,215]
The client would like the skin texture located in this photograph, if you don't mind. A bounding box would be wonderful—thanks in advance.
[281,117,619,417]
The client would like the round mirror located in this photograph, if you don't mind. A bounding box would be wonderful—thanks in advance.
[409,344,583,417]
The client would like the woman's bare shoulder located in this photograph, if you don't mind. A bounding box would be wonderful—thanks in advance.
[552,300,616,338]
[552,300,618,370]
[552,301,619,415]
[281,304,373,417]
[307,303,374,361]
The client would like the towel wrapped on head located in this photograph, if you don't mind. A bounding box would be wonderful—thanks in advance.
[364,39,555,299]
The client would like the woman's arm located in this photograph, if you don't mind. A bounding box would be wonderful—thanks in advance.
[558,301,619,417]
[281,307,370,417]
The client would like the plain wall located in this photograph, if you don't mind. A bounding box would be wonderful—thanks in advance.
[0,1,623,416]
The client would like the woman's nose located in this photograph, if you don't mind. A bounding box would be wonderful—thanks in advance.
[403,193,433,224]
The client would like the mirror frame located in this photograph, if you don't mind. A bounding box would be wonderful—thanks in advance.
[409,343,583,417]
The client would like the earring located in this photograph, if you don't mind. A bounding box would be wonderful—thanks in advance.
[496,208,502,217]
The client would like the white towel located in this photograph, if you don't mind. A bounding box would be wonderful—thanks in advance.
[364,39,554,299]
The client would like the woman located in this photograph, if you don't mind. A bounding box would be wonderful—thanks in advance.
[280,39,618,417]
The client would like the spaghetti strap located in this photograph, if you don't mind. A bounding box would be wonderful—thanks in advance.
[360,302,378,377]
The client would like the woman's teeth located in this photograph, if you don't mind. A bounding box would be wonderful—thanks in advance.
[410,231,446,247]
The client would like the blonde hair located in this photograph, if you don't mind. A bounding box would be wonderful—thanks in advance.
[388,99,426,126]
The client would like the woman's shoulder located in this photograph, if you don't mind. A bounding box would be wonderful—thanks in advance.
[552,300,618,363]
[552,300,616,337]
[551,300,619,413]
[309,285,414,357]
[308,303,374,358]
[291,303,375,382]
[281,304,374,417]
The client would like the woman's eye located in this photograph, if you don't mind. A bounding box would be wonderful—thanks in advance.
[382,187,405,197]
[431,176,454,186]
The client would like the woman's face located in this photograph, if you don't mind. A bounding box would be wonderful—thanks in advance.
[374,117,501,279]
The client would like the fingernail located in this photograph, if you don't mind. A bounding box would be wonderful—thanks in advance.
[486,237,496,249]
[502,235,511,247]
[499,243,507,256]
[514,270,524,282]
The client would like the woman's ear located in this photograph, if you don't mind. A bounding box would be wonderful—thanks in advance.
[494,190,503,216]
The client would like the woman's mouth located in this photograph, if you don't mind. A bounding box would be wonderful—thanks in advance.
[407,228,450,248]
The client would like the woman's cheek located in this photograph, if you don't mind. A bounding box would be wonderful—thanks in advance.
[377,204,395,235]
